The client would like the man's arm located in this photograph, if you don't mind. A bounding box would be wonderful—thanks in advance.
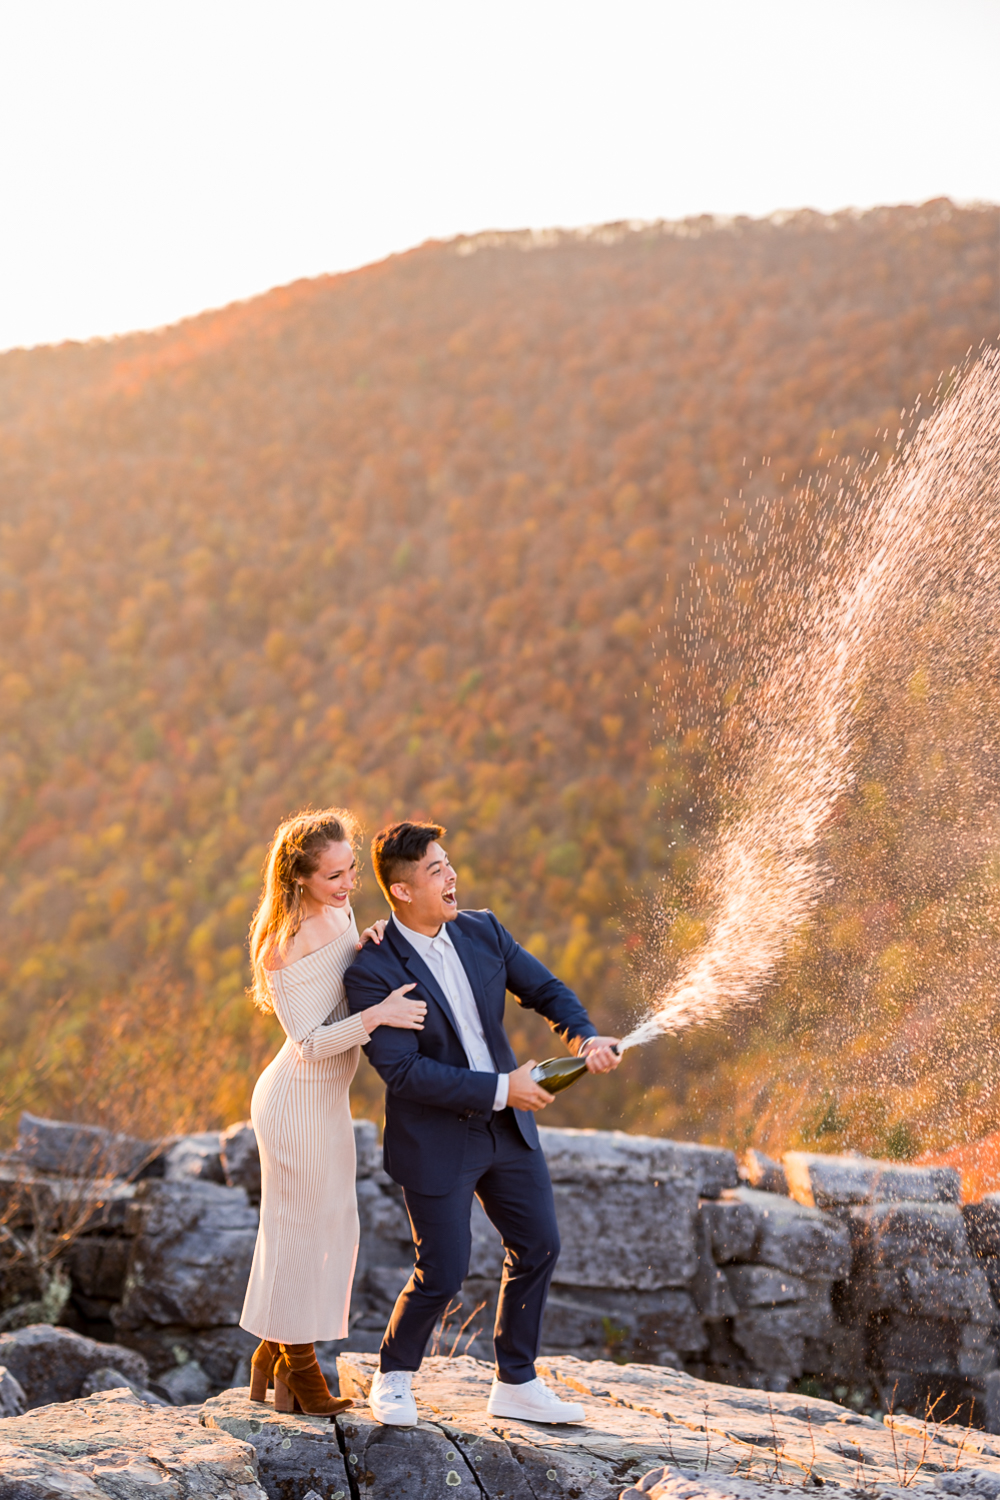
[345,959,498,1116]
[488,913,598,1048]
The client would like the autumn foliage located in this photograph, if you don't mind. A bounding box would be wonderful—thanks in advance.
[0,200,996,1149]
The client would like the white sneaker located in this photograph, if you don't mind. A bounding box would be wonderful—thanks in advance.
[486,1375,586,1424]
[368,1368,418,1426]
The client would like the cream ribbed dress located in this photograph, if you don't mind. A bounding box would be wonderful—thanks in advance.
[240,913,370,1344]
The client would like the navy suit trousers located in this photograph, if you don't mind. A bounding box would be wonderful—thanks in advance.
[379,1108,560,1383]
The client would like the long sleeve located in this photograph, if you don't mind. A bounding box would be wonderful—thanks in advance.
[266,959,369,1061]
[491,913,597,1047]
[296,1011,369,1061]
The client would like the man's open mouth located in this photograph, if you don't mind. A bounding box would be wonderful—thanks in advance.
[443,889,457,905]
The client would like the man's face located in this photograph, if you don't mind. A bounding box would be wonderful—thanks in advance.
[392,842,457,930]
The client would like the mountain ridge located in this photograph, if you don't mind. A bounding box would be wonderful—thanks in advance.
[0,197,996,1150]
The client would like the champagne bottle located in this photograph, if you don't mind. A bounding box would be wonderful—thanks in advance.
[530,1046,619,1094]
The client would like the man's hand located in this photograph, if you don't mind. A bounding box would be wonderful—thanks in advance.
[506,1060,555,1112]
[579,1036,622,1074]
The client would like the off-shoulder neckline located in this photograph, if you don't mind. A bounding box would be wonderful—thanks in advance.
[264,914,357,974]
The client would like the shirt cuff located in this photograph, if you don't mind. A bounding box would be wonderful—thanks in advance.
[492,1073,509,1111]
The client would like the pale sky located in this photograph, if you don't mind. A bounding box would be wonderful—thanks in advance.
[0,0,997,352]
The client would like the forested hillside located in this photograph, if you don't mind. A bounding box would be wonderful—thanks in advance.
[0,200,997,1150]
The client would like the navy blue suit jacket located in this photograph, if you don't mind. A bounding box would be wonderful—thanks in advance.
[344,909,597,1196]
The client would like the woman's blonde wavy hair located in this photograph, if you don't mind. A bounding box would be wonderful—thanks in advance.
[248,806,362,1012]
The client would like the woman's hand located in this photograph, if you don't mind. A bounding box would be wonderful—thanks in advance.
[362,982,427,1034]
[357,918,388,950]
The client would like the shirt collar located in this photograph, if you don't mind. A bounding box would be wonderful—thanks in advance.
[391,912,453,957]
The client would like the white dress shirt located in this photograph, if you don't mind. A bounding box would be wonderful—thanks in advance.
[391,915,509,1111]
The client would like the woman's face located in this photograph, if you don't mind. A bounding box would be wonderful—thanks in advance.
[301,840,356,910]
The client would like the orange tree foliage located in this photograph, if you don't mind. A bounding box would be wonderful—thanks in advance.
[0,200,996,1146]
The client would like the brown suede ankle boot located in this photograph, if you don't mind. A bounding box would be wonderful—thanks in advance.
[273,1343,353,1416]
[249,1339,281,1402]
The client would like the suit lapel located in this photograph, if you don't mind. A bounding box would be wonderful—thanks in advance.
[384,922,463,1045]
[447,919,500,1068]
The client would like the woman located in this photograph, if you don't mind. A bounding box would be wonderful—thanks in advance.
[240,807,424,1415]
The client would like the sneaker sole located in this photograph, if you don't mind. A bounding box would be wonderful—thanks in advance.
[485,1400,586,1424]
[368,1404,418,1427]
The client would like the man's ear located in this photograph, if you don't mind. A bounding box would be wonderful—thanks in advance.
[390,880,412,905]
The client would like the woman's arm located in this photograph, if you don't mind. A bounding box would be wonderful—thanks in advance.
[297,1011,371,1061]
[293,982,425,1062]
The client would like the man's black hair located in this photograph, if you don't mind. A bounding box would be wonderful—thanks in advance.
[371,820,446,902]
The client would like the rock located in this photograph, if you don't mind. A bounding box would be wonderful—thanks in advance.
[880,1369,983,1427]
[964,1195,1000,1258]
[353,1117,381,1179]
[68,1234,132,1318]
[784,1150,961,1209]
[468,1196,505,1279]
[621,1466,830,1500]
[852,1201,971,1268]
[114,1178,258,1330]
[118,1324,259,1386]
[723,1265,828,1309]
[731,1304,831,1377]
[337,1350,712,1497]
[204,1386,360,1500]
[933,1469,1000,1497]
[0,1323,150,1409]
[208,1352,1000,1495]
[541,1288,706,1358]
[333,1348,1000,1496]
[873,1314,996,1377]
[537,1353,995,1488]
[551,1174,699,1288]
[0,1363,27,1416]
[221,1121,262,1199]
[886,1407,1000,1460]
[863,1262,996,1322]
[691,1256,738,1323]
[78,1365,169,1405]
[356,1176,411,1250]
[539,1127,738,1197]
[725,1187,851,1278]
[740,1149,788,1195]
[0,1160,137,1236]
[362,1263,413,1305]
[158,1358,213,1405]
[0,1385,267,1498]
[956,1323,998,1379]
[699,1198,758,1263]
[15,1110,156,1180]
[980,1256,1000,1303]
[163,1131,227,1184]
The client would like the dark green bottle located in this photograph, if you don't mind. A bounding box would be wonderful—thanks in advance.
[531,1046,619,1094]
[530,1056,590,1093]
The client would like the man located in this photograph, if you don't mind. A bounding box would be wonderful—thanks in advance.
[344,820,621,1427]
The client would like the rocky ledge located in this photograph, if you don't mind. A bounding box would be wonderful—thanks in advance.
[9,1351,1000,1500]
[0,1384,266,1499]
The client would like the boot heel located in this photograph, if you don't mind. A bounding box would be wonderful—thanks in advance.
[249,1365,269,1402]
[273,1375,295,1413]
